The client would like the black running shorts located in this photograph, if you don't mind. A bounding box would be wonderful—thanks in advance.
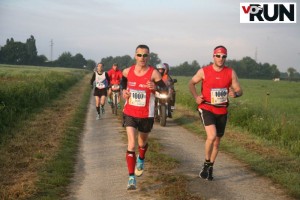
[94,88,107,97]
[123,113,154,133]
[198,109,227,137]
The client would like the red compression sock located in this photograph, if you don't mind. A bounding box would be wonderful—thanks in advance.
[126,151,136,175]
[138,143,148,160]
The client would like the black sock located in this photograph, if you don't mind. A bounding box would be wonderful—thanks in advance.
[96,107,100,114]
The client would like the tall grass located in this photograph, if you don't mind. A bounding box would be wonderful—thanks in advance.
[0,65,89,143]
[174,76,300,156]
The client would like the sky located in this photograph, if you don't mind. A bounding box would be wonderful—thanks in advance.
[0,0,299,72]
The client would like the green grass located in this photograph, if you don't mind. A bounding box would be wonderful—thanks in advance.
[31,83,91,200]
[0,64,89,143]
[0,64,90,199]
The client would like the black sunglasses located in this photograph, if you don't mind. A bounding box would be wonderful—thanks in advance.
[136,53,149,58]
[214,54,227,59]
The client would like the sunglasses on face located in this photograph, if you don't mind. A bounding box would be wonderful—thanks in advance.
[136,53,149,58]
[214,54,227,59]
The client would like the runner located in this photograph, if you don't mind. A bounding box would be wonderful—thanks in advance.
[189,45,243,180]
[90,63,110,120]
[121,44,167,190]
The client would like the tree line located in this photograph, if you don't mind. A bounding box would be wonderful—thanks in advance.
[0,35,299,80]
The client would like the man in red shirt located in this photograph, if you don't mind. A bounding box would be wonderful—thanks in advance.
[121,44,167,190]
[189,45,243,181]
[107,63,122,108]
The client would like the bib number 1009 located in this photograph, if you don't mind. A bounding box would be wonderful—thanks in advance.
[211,88,228,104]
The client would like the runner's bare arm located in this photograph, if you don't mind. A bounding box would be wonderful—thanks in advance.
[189,69,205,104]
[229,70,243,98]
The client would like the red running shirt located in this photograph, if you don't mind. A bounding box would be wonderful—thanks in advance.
[107,68,122,85]
[199,65,233,115]
[123,65,155,118]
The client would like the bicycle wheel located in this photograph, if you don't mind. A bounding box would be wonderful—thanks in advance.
[114,93,118,115]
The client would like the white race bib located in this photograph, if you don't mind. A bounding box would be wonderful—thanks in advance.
[211,88,228,105]
[96,82,105,89]
[129,89,146,107]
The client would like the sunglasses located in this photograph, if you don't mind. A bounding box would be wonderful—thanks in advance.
[214,54,227,59]
[136,53,149,58]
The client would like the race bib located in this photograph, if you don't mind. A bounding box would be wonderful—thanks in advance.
[129,89,146,107]
[211,88,228,105]
[96,82,105,89]
[112,84,120,90]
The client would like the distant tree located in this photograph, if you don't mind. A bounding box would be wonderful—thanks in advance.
[148,52,161,67]
[287,67,297,80]
[26,35,38,64]
[86,59,96,70]
[101,56,114,71]
[36,55,48,66]
[0,39,27,64]
[270,64,280,78]
[0,36,39,65]
[101,55,135,71]
[170,60,200,76]
[56,52,73,67]
[240,57,259,78]
[72,53,87,68]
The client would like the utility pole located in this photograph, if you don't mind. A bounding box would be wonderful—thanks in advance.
[50,39,54,61]
[255,47,257,62]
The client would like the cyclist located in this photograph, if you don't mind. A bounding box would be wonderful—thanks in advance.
[107,63,122,108]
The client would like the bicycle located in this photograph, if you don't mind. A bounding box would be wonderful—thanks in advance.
[110,84,121,115]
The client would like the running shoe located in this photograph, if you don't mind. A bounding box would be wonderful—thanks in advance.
[135,156,144,177]
[108,98,112,105]
[127,175,136,190]
[199,162,211,179]
[101,107,105,114]
[207,166,214,181]
[96,114,100,120]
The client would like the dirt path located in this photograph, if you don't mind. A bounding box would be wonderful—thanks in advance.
[67,95,294,200]
[152,121,294,200]
[66,94,153,200]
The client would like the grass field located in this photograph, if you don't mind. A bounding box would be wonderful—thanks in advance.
[0,64,90,199]
[0,64,89,143]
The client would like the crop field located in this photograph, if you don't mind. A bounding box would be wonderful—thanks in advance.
[0,64,89,142]
[174,76,300,156]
